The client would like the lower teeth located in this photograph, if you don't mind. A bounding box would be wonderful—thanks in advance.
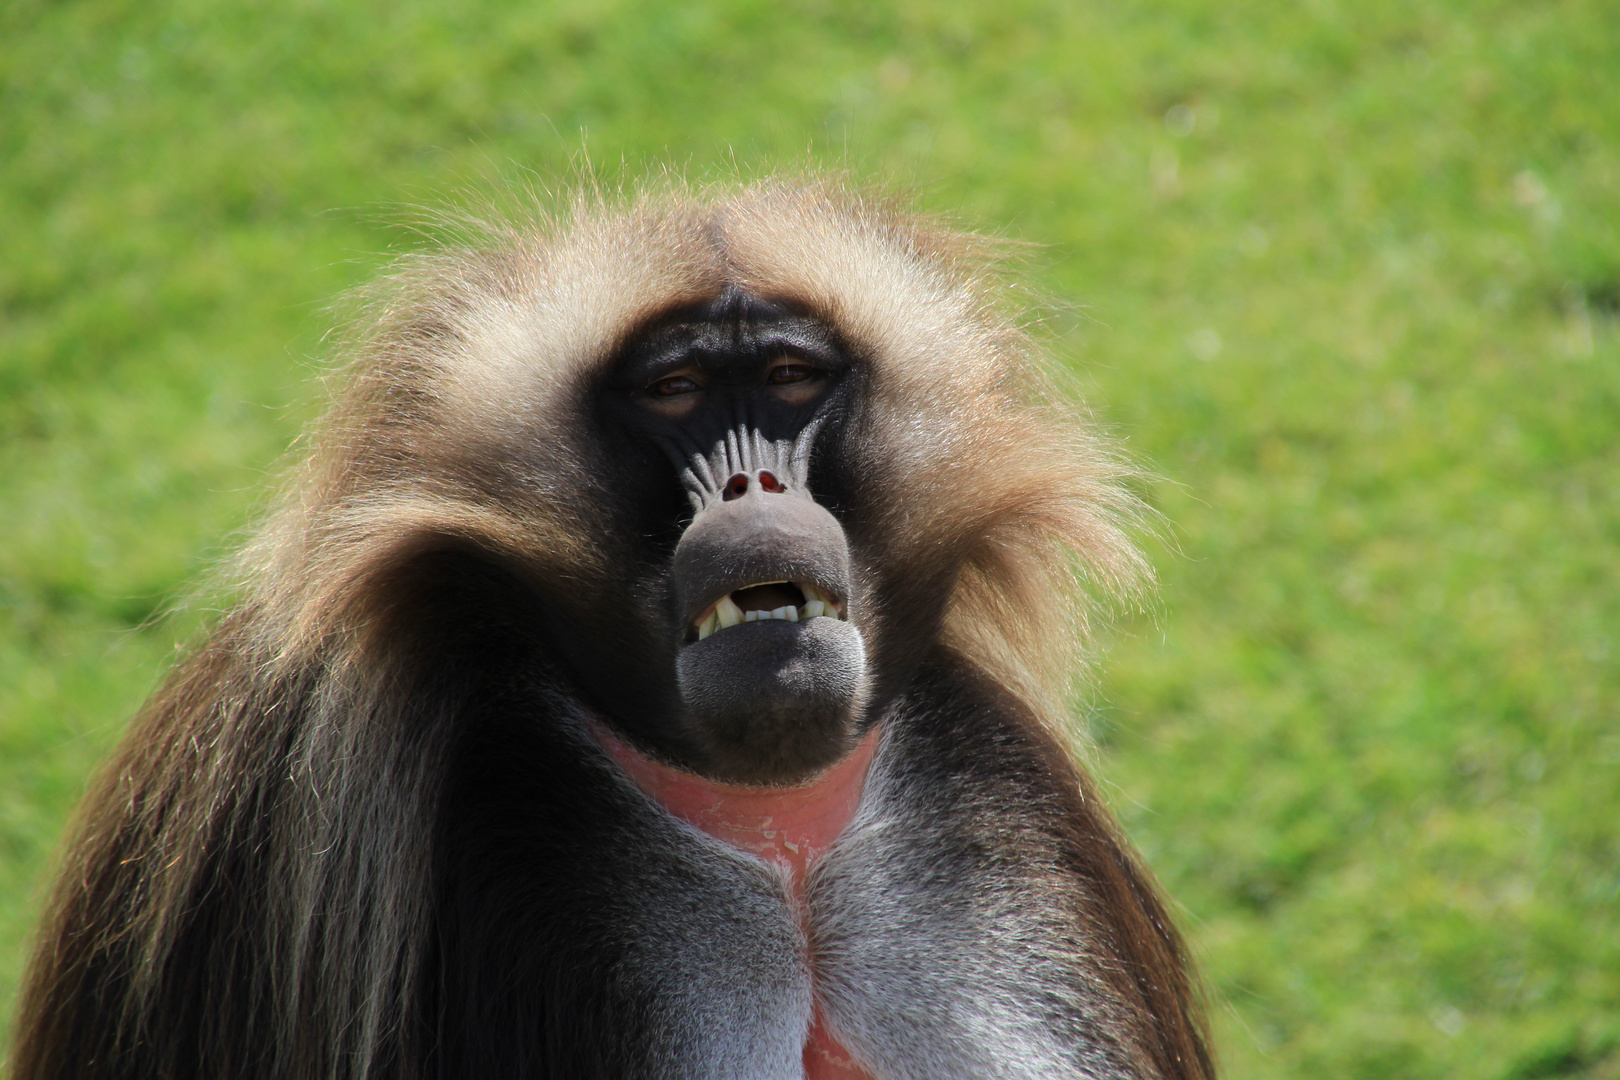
[694,591,837,640]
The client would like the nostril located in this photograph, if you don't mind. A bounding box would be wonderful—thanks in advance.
[722,473,749,501]
[757,471,785,494]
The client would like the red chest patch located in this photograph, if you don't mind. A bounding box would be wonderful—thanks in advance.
[594,725,882,1080]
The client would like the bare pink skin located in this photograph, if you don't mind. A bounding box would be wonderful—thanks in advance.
[594,724,882,1080]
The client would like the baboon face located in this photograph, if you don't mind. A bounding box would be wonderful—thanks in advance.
[594,287,870,785]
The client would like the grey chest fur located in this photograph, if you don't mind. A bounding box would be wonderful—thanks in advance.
[614,708,1152,1080]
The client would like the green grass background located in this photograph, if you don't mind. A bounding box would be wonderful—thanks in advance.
[3,0,1617,1075]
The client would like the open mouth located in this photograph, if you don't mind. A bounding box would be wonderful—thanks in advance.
[690,581,845,641]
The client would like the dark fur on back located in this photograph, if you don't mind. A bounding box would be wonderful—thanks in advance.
[11,179,1211,1080]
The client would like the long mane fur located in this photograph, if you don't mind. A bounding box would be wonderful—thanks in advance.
[12,178,1184,1080]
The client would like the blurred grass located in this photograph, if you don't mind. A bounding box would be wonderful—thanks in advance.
[2,0,1617,1076]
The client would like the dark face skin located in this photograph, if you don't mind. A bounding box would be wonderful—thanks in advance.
[583,289,871,785]
[608,289,853,452]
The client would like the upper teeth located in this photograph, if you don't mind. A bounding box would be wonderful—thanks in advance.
[694,583,840,641]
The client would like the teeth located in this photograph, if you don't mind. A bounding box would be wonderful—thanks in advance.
[692,584,842,641]
[799,584,840,616]
[800,583,840,618]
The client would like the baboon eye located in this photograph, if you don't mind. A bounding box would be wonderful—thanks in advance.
[768,363,814,385]
[636,366,707,418]
[765,359,825,406]
[652,374,702,396]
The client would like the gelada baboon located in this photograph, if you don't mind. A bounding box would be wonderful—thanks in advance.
[12,179,1211,1080]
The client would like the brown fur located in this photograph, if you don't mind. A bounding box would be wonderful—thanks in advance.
[12,178,1208,1079]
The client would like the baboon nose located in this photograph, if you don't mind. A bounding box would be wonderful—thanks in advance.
[673,481,853,635]
[721,471,786,501]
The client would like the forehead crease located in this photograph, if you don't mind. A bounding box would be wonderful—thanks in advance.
[627,314,841,378]
[619,322,730,379]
